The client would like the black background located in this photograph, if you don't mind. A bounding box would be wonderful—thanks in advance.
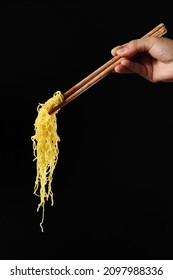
[1,2,173,260]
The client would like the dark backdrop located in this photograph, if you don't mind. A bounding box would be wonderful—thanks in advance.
[1,3,173,260]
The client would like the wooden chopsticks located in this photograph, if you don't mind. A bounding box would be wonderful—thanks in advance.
[49,23,167,115]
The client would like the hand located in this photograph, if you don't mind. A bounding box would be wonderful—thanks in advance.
[111,36,173,82]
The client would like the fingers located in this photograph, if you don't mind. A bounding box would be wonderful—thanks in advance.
[115,59,147,79]
[114,60,133,74]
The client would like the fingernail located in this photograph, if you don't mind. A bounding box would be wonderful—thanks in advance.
[116,47,127,55]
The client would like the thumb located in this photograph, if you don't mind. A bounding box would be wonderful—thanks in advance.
[111,37,159,58]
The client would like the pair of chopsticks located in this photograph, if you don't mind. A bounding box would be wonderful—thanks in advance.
[49,23,167,115]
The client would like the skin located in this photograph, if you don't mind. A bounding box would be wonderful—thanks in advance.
[111,36,173,83]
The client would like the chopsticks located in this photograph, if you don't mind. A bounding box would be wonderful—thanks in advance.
[49,23,167,115]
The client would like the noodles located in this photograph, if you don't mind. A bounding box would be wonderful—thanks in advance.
[31,91,64,232]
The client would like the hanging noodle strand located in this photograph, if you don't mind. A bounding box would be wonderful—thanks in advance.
[31,91,64,232]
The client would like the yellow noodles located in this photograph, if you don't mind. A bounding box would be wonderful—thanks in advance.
[31,91,64,232]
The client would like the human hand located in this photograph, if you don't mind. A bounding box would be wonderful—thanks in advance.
[111,36,173,82]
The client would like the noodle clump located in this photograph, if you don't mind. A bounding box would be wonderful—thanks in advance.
[31,91,64,232]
